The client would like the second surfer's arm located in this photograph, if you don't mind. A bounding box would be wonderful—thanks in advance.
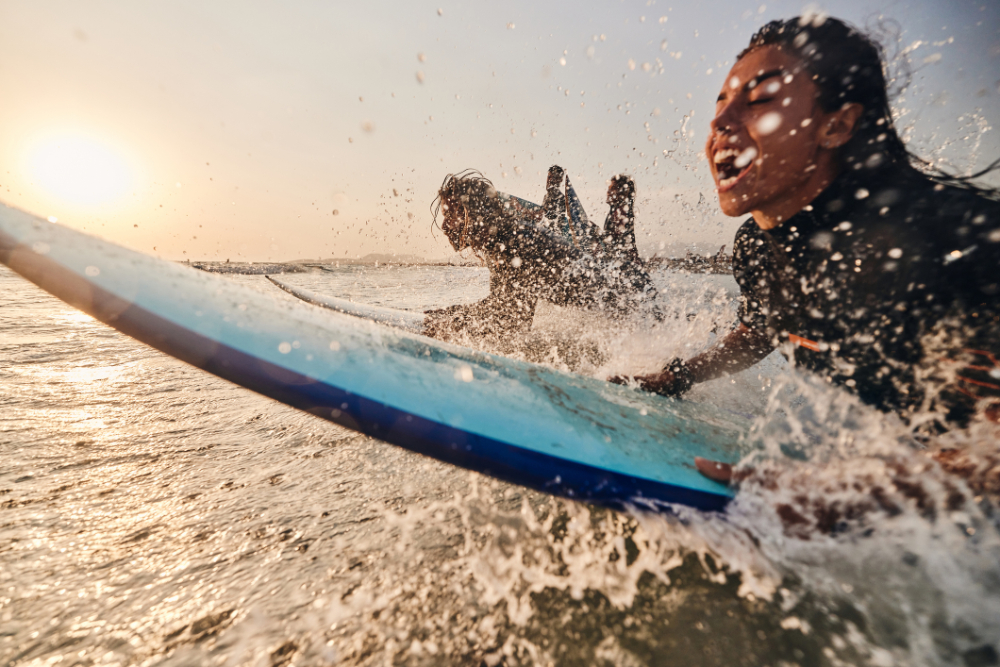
[423,293,535,337]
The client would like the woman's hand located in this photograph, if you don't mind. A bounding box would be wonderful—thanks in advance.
[608,360,693,397]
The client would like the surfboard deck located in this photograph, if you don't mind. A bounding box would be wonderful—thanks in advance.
[0,204,747,512]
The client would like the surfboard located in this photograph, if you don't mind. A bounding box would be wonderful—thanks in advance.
[266,275,425,333]
[0,204,747,512]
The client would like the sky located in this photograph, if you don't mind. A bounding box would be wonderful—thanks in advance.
[1,0,998,262]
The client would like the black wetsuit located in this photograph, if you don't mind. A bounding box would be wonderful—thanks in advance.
[732,164,1000,423]
[427,196,658,338]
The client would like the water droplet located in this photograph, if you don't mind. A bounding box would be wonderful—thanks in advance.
[756,112,782,135]
[329,340,341,351]
[416,71,425,83]
[455,364,474,382]
[278,342,292,354]
[734,147,758,169]
[48,216,58,223]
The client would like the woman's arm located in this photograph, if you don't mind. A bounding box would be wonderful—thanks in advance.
[611,323,775,395]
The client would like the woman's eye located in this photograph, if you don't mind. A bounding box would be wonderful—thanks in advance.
[747,97,774,106]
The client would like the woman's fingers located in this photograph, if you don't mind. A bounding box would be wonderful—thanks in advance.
[694,457,734,484]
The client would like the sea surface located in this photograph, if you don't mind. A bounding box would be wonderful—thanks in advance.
[2,263,999,667]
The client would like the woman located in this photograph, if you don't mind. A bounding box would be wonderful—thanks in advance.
[424,166,659,340]
[612,17,1000,436]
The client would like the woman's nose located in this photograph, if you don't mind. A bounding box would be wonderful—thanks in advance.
[709,102,737,135]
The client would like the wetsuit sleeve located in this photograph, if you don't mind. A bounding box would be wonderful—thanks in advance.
[731,219,769,331]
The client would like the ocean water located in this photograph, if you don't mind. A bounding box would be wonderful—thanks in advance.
[2,263,998,667]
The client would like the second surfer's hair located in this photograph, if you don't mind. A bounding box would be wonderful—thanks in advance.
[431,170,506,251]
[741,16,999,196]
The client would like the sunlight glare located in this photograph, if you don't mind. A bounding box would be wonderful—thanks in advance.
[28,133,134,207]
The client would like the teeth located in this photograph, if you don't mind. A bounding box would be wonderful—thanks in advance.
[718,175,738,188]
[713,148,740,163]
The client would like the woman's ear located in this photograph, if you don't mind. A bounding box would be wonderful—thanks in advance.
[818,102,863,149]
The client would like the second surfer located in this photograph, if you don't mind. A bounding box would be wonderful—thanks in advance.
[424,165,659,340]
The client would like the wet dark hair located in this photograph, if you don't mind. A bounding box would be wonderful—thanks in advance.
[430,169,505,251]
[741,16,999,198]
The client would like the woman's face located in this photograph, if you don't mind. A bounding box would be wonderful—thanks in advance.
[706,45,832,219]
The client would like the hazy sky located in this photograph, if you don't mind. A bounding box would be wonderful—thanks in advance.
[1,0,997,261]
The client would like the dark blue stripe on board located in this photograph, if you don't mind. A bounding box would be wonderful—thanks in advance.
[96,291,732,513]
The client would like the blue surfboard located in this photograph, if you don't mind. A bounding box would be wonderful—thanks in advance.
[0,204,746,511]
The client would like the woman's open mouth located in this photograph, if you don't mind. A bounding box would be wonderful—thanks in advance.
[713,146,757,191]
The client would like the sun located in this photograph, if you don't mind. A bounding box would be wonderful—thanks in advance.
[27,132,134,207]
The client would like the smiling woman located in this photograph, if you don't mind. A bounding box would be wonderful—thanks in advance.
[26,132,134,208]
